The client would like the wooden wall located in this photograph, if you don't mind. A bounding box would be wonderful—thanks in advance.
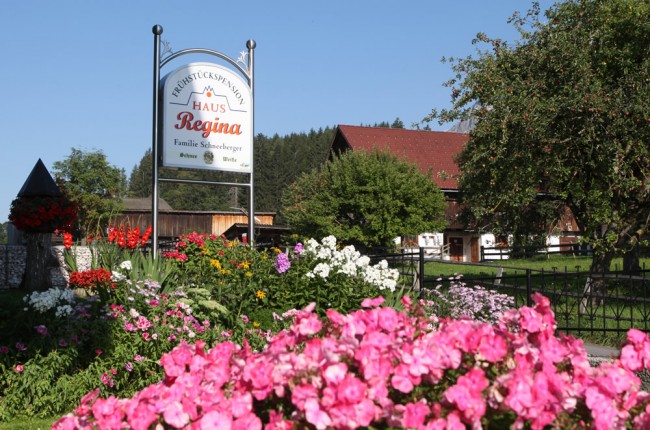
[113,211,275,239]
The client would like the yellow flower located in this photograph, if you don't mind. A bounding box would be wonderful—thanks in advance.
[271,247,282,254]
[253,321,260,328]
[241,260,250,269]
[256,290,266,299]
[245,271,253,278]
[210,259,221,269]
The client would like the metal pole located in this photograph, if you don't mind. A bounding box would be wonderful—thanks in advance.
[247,40,256,245]
[151,25,162,257]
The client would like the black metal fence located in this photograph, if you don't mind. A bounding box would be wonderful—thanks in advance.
[369,248,650,338]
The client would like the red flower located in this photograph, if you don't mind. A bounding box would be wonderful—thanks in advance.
[69,268,114,291]
[9,195,77,233]
[106,225,152,249]
[141,226,153,247]
[63,232,73,249]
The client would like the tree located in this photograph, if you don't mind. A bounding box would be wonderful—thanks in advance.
[53,148,127,237]
[391,118,405,129]
[127,128,335,216]
[281,149,447,251]
[428,0,649,273]
[128,148,153,198]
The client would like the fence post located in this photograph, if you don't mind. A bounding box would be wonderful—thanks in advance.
[526,269,533,307]
[480,245,484,262]
[419,246,425,291]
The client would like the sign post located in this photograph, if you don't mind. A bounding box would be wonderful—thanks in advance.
[151,25,255,255]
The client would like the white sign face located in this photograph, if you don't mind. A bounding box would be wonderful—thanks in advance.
[161,62,252,173]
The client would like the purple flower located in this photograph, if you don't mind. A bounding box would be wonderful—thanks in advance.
[274,252,291,273]
[15,342,26,352]
[35,325,48,336]
[294,242,304,255]
[0,345,9,354]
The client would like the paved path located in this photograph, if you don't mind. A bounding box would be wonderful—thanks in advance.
[584,342,619,359]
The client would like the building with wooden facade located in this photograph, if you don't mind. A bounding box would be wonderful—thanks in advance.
[330,125,582,262]
[114,198,277,241]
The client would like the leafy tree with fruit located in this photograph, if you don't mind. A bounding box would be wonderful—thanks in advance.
[427,0,649,274]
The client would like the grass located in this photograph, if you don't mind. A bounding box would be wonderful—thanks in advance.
[423,254,649,278]
[0,417,57,430]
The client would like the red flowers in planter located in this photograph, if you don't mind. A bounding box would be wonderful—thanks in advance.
[9,195,78,233]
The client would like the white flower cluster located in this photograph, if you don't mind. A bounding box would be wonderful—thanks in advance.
[304,236,399,291]
[112,260,133,282]
[23,287,76,316]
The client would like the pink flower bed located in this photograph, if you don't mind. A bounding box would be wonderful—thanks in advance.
[54,294,650,429]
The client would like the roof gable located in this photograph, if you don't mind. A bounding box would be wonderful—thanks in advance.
[122,197,173,211]
[331,125,468,190]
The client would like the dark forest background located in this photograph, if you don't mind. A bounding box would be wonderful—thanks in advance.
[127,120,406,223]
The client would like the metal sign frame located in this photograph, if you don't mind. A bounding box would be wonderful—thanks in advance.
[150,25,256,255]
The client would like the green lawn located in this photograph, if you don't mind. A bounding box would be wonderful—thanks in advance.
[0,417,57,430]
[423,254,648,278]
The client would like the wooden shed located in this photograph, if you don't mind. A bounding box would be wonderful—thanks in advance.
[114,198,276,239]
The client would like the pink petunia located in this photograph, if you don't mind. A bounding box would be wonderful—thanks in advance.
[444,367,489,423]
[163,401,190,428]
[304,398,332,430]
[402,401,430,428]
[336,374,367,404]
[197,410,233,429]
[361,297,385,308]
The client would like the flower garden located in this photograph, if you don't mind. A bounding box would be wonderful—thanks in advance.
[2,227,650,429]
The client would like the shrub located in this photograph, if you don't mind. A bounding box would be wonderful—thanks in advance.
[422,275,515,325]
[163,234,399,329]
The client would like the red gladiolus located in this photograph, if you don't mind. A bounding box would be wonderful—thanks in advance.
[63,232,73,249]
[141,226,153,247]
[105,225,152,249]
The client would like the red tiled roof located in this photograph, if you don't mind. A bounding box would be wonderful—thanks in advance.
[333,125,468,190]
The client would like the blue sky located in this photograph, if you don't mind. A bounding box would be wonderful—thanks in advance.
[1,0,555,221]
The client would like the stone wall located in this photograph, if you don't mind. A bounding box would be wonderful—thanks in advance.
[0,245,93,289]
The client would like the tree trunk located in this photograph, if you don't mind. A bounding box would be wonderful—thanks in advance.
[589,251,613,275]
[23,232,53,292]
[580,250,614,313]
[623,244,642,274]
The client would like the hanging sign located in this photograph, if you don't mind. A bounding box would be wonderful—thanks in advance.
[161,62,252,173]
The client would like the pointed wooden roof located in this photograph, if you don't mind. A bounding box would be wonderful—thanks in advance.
[331,125,469,190]
[17,159,63,197]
